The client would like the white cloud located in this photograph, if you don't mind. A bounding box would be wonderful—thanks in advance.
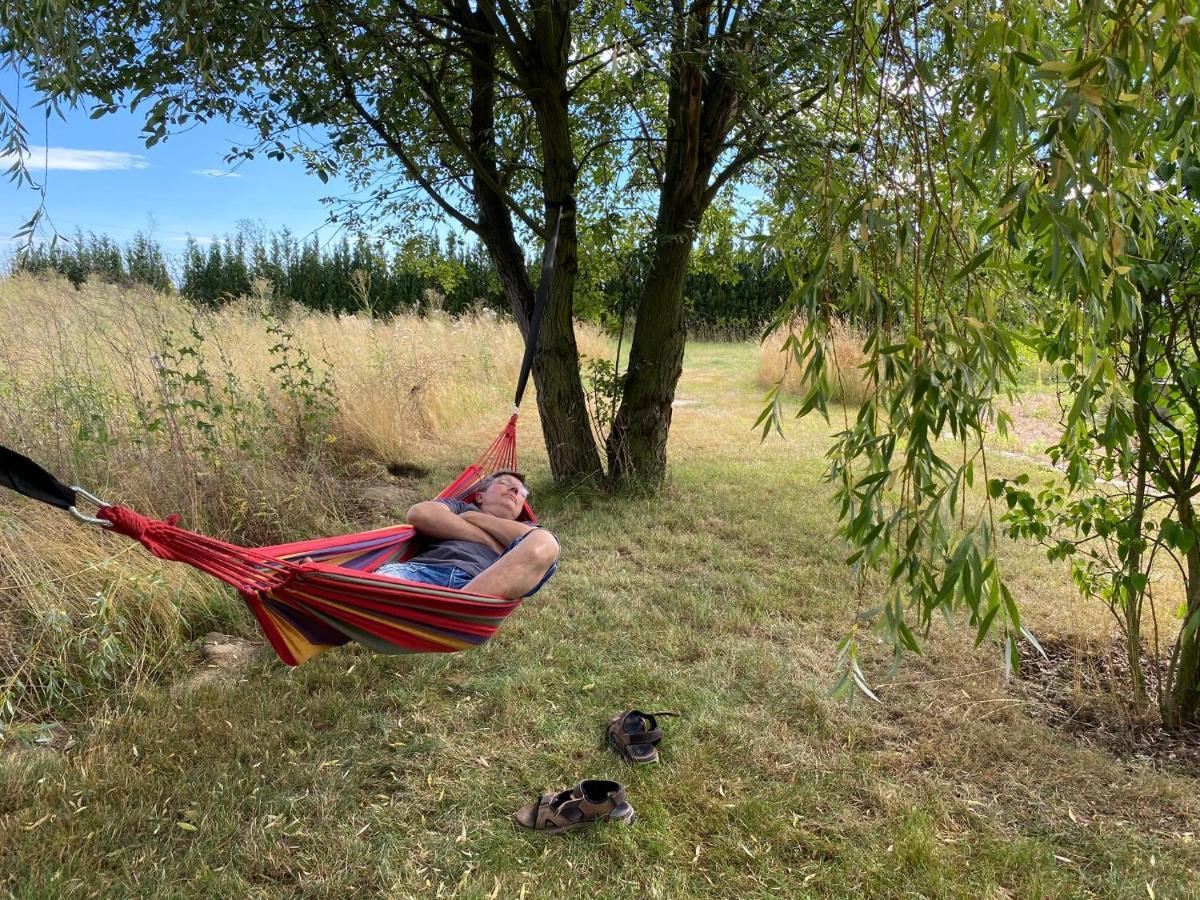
[0,145,150,171]
[190,168,242,178]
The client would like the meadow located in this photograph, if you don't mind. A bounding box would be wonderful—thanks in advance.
[1,276,1197,898]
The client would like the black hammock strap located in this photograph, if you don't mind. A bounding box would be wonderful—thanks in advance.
[0,444,77,510]
[513,204,565,410]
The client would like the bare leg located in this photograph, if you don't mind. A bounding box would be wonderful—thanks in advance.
[465,530,559,599]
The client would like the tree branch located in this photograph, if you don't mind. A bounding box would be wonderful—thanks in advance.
[411,69,544,236]
[468,0,533,83]
[313,27,482,235]
[702,141,765,206]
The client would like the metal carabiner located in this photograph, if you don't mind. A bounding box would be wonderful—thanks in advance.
[68,486,112,527]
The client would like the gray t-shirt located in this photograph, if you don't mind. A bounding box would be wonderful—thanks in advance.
[406,499,502,576]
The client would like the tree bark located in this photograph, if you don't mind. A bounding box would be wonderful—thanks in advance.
[1124,316,1151,711]
[1163,496,1200,728]
[526,2,603,485]
[606,4,744,487]
[465,5,602,484]
[606,218,695,487]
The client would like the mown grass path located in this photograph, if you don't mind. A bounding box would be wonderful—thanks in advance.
[2,343,1198,898]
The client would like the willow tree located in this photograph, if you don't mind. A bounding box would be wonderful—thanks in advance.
[2,0,839,487]
[767,0,1200,726]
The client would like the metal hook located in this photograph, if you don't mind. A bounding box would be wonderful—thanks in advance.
[68,486,112,527]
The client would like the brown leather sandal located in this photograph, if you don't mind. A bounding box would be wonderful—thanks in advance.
[513,780,635,833]
[606,710,680,764]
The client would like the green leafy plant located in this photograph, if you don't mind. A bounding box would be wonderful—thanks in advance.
[263,312,338,455]
[765,0,1200,727]
[151,318,223,461]
[581,356,628,451]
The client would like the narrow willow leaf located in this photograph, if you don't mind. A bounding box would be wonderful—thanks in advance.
[952,247,993,283]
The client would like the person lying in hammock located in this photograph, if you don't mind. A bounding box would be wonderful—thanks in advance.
[374,470,559,599]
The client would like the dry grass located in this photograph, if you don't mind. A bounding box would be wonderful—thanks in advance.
[757,319,873,407]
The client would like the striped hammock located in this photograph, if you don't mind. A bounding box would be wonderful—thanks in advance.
[96,416,532,665]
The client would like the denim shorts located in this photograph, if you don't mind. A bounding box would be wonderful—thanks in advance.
[377,529,558,597]
[374,561,475,590]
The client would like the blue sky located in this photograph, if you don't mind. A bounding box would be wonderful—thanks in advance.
[1,69,355,254]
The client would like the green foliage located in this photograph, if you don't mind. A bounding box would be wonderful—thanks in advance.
[146,318,270,464]
[263,313,338,455]
[180,227,507,317]
[0,65,47,245]
[15,229,171,292]
[581,356,628,449]
[766,0,1200,723]
[0,567,218,742]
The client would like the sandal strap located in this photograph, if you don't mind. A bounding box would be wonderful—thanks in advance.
[534,789,577,828]
[619,709,678,741]
[607,708,685,758]
[535,781,624,828]
[624,727,663,745]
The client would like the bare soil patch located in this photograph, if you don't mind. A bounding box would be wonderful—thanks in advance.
[180,632,269,691]
[1018,636,1200,774]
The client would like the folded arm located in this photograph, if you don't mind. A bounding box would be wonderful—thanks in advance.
[460,510,538,546]
[406,501,503,553]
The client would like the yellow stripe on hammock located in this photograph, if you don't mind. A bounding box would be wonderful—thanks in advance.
[271,589,478,652]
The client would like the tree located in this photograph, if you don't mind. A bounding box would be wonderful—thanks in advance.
[126,230,172,291]
[1,0,839,487]
[998,227,1200,726]
[764,0,1200,727]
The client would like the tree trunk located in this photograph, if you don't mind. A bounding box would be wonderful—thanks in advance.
[1124,316,1152,711]
[1163,497,1200,728]
[528,201,603,485]
[526,3,604,485]
[605,229,693,487]
[606,5,743,488]
[465,10,601,484]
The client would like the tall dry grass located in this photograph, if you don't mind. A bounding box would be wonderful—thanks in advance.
[0,273,606,738]
[757,319,874,407]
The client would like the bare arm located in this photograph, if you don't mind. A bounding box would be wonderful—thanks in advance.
[406,501,503,552]
[460,510,537,546]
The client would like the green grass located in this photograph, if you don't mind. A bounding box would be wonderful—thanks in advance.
[2,342,1198,899]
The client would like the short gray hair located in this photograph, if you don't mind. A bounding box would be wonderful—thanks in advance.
[478,469,526,493]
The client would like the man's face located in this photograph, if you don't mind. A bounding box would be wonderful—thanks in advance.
[476,475,527,520]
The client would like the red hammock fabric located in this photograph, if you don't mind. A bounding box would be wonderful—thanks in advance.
[97,415,534,666]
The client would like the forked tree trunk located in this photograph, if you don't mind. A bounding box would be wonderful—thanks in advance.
[605,6,744,488]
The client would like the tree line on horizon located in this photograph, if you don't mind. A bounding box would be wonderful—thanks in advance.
[11,225,789,336]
